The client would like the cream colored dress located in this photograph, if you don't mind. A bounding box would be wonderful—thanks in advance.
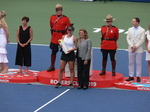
[0,27,8,63]
[146,30,150,61]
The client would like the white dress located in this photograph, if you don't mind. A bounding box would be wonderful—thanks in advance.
[0,28,8,63]
[146,30,150,61]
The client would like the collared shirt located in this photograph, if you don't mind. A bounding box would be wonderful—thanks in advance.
[134,26,140,38]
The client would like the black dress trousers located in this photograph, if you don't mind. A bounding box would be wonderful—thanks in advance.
[77,57,91,87]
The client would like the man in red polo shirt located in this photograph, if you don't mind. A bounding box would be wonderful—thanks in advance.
[47,4,71,72]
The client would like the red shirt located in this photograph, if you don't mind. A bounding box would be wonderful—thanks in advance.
[50,14,70,44]
[100,25,119,50]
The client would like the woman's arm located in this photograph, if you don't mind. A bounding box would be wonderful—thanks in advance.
[85,39,92,61]
[25,27,33,45]
[84,39,92,65]
[145,35,150,53]
[74,36,78,49]
[2,24,9,42]
[16,27,21,45]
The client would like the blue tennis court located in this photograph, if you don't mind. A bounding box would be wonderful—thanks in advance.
[0,82,150,112]
[0,44,150,112]
[1,0,150,111]
[7,43,148,77]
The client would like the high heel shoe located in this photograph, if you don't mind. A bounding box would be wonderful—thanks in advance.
[1,67,8,74]
[77,86,82,89]
[0,67,4,73]
[17,70,22,74]
[0,63,4,73]
[146,79,150,83]
[83,86,88,90]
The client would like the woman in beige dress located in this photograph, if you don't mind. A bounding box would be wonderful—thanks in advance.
[145,24,150,82]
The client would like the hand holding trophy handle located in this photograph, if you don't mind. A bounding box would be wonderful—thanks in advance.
[58,39,68,54]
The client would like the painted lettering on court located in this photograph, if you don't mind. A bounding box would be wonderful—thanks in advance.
[93,28,126,34]
[88,82,97,86]
[50,79,97,87]
[0,79,9,83]
[50,79,58,84]
[50,79,79,86]
[115,80,150,91]
[138,87,150,91]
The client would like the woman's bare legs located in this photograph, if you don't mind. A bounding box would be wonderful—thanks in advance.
[68,61,75,84]
[1,63,8,73]
[58,60,67,83]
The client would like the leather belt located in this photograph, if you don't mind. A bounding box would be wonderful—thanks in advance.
[51,29,64,33]
[103,38,115,41]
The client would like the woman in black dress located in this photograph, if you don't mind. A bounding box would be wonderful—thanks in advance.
[15,16,33,74]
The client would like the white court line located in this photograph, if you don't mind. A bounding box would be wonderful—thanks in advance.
[9,43,147,52]
[9,43,128,50]
[34,89,70,112]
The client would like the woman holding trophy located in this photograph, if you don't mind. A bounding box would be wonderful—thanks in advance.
[55,26,78,89]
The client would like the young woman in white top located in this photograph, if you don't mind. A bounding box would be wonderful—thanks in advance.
[145,24,150,82]
[55,26,78,88]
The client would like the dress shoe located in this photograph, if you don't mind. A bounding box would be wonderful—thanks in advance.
[99,70,106,75]
[126,77,134,81]
[1,67,8,74]
[68,83,74,89]
[137,77,141,82]
[77,86,82,89]
[112,70,116,76]
[83,86,88,90]
[0,67,4,73]
[55,83,62,88]
[147,79,150,83]
[47,66,55,72]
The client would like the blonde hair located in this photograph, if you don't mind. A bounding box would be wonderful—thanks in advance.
[0,10,8,27]
[79,28,89,39]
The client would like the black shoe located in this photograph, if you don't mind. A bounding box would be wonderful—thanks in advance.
[99,70,106,75]
[137,77,141,82]
[112,70,116,76]
[47,66,55,72]
[126,77,134,81]
[83,86,88,90]
[55,83,61,88]
[68,83,74,89]
[77,86,82,89]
